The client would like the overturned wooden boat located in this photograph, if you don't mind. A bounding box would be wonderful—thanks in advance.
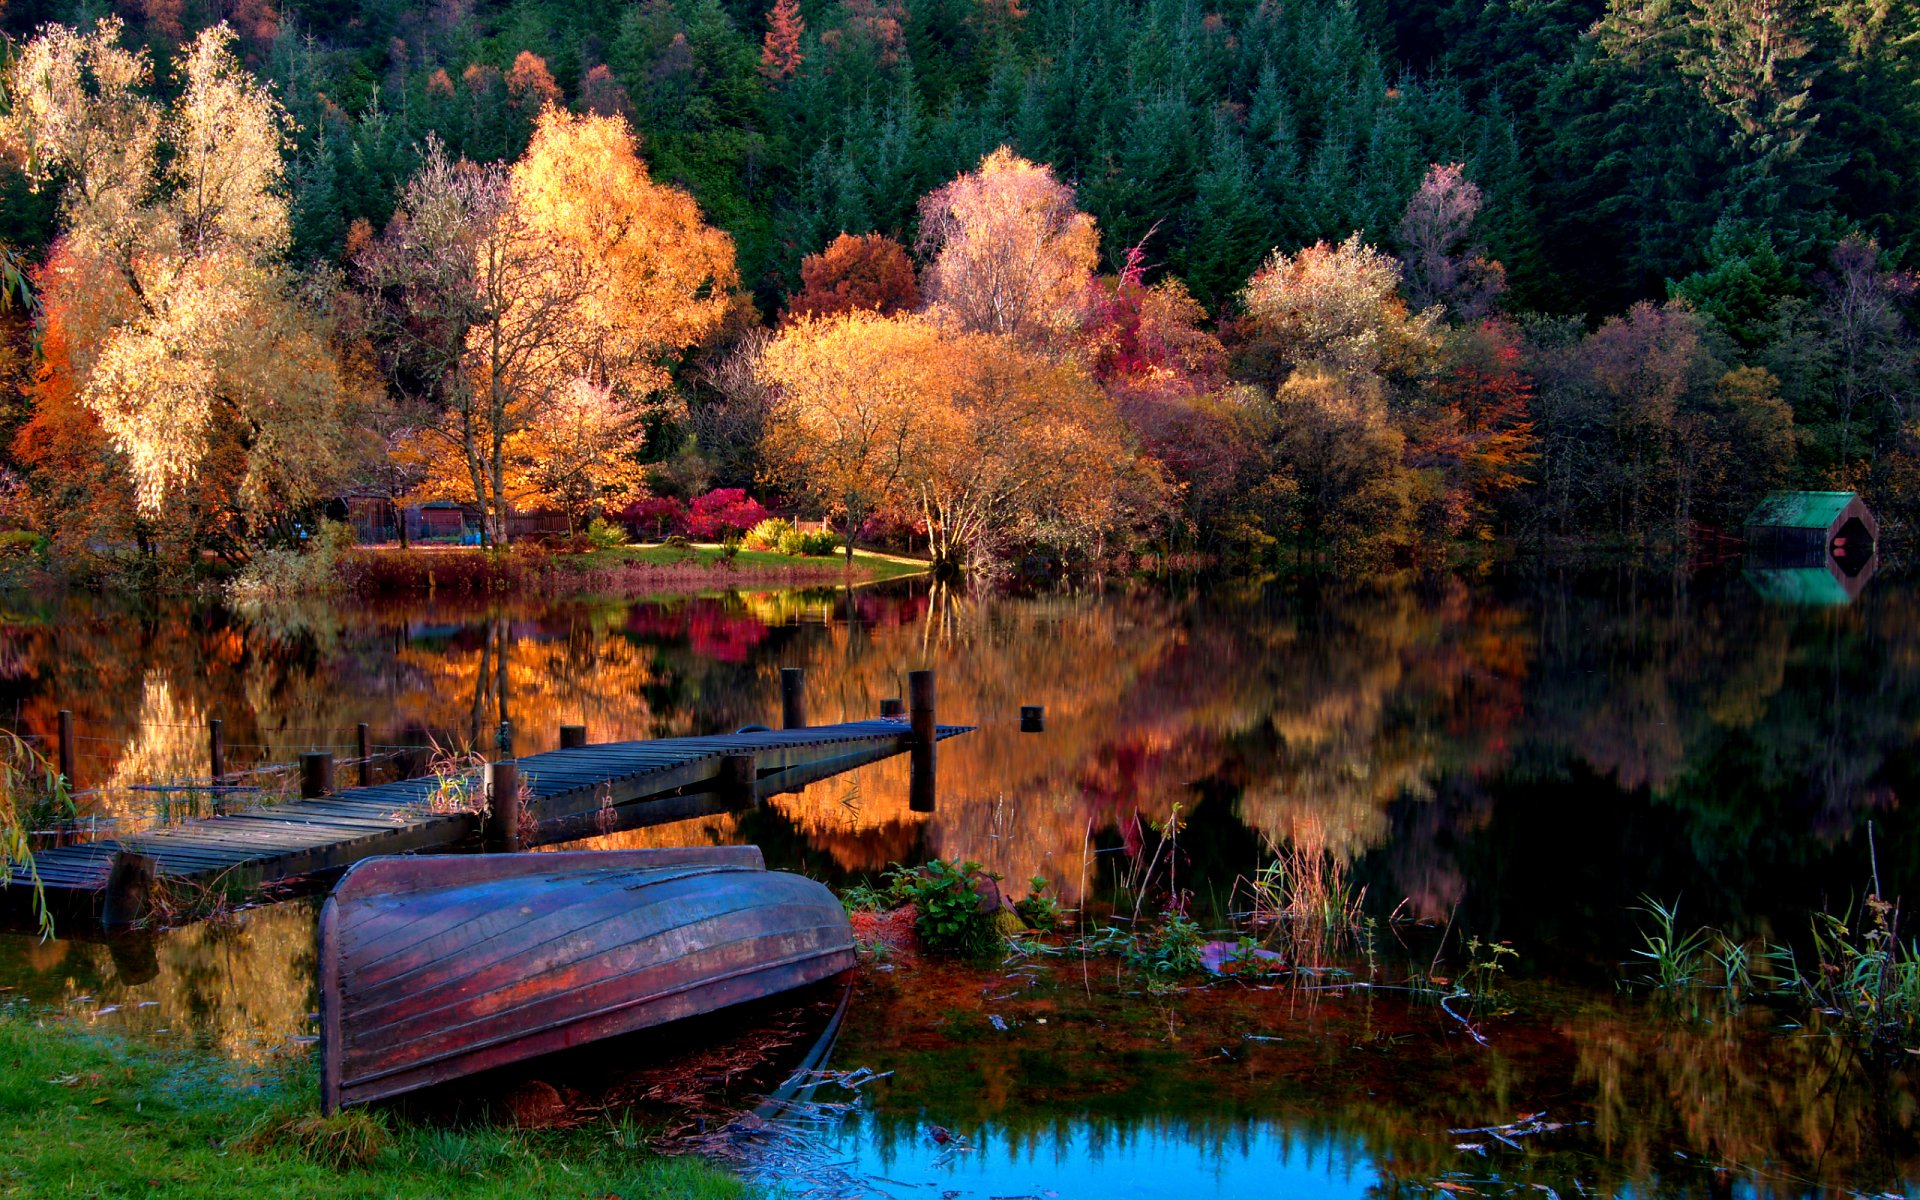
[318,847,855,1111]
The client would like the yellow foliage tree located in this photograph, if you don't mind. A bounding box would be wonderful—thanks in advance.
[761,311,1165,570]
[0,21,364,551]
[759,311,960,560]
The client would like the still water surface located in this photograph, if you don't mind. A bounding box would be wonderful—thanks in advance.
[1,567,1916,1197]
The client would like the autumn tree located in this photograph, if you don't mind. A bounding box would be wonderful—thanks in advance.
[1404,320,1538,540]
[0,20,367,557]
[359,110,737,543]
[1398,163,1506,318]
[787,233,918,319]
[1238,234,1440,392]
[917,148,1098,343]
[760,0,805,81]
[1265,367,1415,565]
[514,379,651,531]
[917,336,1166,571]
[759,311,956,560]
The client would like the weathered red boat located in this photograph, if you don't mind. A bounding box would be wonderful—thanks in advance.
[318,847,855,1111]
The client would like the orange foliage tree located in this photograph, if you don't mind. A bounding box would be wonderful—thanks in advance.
[359,110,737,543]
[760,0,806,81]
[786,233,918,319]
[760,311,1165,570]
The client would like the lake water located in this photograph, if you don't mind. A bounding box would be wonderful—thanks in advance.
[1,565,1916,1196]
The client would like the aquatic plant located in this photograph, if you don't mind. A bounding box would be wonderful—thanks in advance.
[839,879,896,914]
[1772,893,1920,1048]
[888,859,1005,959]
[0,728,70,937]
[1132,909,1206,976]
[1013,875,1061,934]
[1626,897,1758,1018]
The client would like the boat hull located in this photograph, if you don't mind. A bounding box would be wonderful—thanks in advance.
[319,848,855,1110]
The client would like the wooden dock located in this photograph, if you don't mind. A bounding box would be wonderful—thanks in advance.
[6,718,969,923]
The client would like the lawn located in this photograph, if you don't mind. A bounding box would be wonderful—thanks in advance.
[0,1016,742,1200]
[565,542,929,582]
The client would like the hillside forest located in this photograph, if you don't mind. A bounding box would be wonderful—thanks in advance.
[0,0,1916,577]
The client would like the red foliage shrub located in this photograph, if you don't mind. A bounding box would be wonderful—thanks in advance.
[683,489,770,540]
[336,547,549,596]
[619,495,685,539]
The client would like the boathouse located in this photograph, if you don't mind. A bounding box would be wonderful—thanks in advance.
[1743,490,1877,569]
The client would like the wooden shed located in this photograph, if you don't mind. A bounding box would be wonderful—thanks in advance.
[1743,490,1878,571]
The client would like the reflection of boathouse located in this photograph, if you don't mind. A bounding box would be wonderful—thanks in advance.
[1742,490,1878,604]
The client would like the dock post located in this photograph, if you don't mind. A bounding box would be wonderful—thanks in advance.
[486,761,522,853]
[721,754,758,809]
[908,670,936,813]
[781,668,807,729]
[101,850,155,930]
[56,710,75,787]
[357,724,372,788]
[300,752,335,798]
[559,724,587,749]
[1020,705,1046,733]
[208,718,225,783]
[879,697,904,719]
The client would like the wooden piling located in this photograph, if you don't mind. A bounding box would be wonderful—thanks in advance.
[721,754,758,809]
[358,724,373,788]
[781,668,807,730]
[879,697,905,718]
[908,670,936,813]
[300,752,335,799]
[56,710,75,787]
[208,718,226,783]
[559,724,587,750]
[486,761,521,853]
[101,851,156,929]
[1020,704,1046,733]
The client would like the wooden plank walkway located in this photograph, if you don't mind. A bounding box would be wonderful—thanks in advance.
[6,719,969,919]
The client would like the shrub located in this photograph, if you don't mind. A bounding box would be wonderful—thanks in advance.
[742,517,793,551]
[619,495,684,540]
[584,517,626,551]
[777,528,841,557]
[0,530,47,562]
[888,859,1004,958]
[229,520,355,599]
[684,488,771,540]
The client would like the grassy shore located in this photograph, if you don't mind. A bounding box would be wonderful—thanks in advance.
[0,1015,742,1200]
[574,543,929,581]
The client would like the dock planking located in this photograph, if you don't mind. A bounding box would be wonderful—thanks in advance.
[6,718,970,921]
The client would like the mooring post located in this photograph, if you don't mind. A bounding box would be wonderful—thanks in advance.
[879,697,905,719]
[1020,705,1046,733]
[721,753,758,809]
[908,670,936,813]
[300,751,335,799]
[781,667,807,729]
[486,761,521,853]
[208,718,226,783]
[56,709,75,788]
[101,850,155,930]
[559,724,587,750]
[357,723,372,788]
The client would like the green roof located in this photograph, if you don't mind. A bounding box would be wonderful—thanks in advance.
[1744,490,1856,530]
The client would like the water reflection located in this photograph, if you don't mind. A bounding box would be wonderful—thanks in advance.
[0,568,1917,1193]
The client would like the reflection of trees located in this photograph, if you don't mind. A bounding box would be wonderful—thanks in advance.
[0,901,318,1063]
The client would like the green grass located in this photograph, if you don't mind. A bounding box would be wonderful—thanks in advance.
[0,1015,744,1199]
[565,542,929,581]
